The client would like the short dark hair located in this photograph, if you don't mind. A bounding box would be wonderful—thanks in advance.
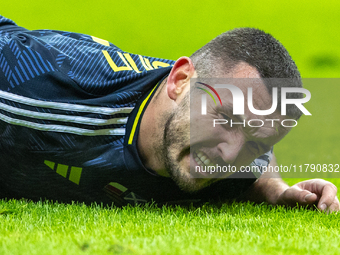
[190,28,303,119]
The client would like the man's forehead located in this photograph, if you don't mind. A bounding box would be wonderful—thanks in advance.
[214,62,267,94]
[207,62,292,143]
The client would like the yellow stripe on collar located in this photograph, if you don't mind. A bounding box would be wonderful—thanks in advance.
[128,84,158,145]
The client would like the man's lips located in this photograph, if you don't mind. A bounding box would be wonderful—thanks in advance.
[191,149,235,179]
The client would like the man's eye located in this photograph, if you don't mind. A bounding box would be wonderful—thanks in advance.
[247,141,259,155]
[218,112,230,120]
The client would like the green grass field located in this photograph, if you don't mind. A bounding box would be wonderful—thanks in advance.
[1,0,340,254]
[2,200,340,255]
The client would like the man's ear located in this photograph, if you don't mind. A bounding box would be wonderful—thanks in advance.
[166,56,195,101]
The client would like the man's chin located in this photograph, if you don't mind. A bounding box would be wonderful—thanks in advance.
[174,176,215,193]
[165,157,216,193]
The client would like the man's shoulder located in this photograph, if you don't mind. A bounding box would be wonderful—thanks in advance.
[0,15,16,27]
[0,18,175,97]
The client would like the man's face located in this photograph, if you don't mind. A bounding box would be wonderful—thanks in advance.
[161,65,292,193]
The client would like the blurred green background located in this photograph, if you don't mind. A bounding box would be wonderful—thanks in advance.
[1,0,340,179]
[2,0,339,77]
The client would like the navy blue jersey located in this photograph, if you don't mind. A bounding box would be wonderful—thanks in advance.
[0,16,272,206]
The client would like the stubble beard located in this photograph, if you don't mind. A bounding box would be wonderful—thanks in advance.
[160,94,210,193]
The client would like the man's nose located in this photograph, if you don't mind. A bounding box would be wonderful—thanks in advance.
[217,140,244,165]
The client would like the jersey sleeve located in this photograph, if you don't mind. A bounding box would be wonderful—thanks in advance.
[248,147,273,178]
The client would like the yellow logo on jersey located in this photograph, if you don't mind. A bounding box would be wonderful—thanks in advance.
[44,160,82,185]
[92,36,171,74]
[102,50,170,74]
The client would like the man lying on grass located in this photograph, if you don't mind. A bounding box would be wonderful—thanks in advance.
[0,15,338,212]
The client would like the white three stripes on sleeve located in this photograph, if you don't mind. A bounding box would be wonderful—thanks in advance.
[0,90,133,136]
